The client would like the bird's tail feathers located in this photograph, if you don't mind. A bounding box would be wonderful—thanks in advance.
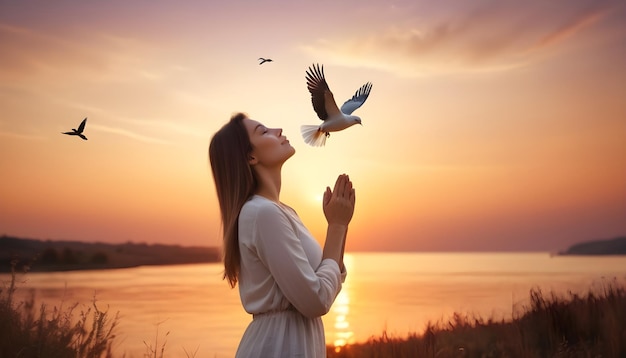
[300,125,326,147]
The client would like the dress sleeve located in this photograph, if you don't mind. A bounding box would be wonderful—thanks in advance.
[252,203,342,318]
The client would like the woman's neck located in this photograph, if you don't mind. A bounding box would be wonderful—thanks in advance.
[254,166,282,203]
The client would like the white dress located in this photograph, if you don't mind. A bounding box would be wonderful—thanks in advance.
[235,195,346,358]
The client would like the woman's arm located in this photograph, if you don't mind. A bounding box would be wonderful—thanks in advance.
[249,203,344,317]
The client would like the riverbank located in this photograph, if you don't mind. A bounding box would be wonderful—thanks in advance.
[0,235,220,272]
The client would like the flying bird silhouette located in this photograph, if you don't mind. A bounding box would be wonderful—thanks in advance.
[258,57,273,65]
[301,63,372,146]
[62,117,88,140]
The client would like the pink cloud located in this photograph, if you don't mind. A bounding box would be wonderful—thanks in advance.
[300,1,622,76]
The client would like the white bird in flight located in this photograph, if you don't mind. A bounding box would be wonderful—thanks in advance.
[62,117,88,140]
[301,63,372,146]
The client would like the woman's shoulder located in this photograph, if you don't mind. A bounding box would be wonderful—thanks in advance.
[241,195,300,221]
[241,195,282,216]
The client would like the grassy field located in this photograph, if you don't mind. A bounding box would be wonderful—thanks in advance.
[2,260,625,357]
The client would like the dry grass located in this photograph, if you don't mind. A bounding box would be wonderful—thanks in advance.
[0,260,119,358]
[327,279,626,358]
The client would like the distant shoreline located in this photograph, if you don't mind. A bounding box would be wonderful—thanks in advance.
[558,236,626,256]
[0,235,221,273]
[3,235,625,273]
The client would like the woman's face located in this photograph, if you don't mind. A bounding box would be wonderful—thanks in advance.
[244,118,295,168]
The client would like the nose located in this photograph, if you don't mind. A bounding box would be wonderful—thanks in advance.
[274,128,283,137]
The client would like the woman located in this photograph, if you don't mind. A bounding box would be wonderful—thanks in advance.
[209,112,356,357]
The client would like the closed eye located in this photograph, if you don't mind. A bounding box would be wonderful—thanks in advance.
[254,124,268,134]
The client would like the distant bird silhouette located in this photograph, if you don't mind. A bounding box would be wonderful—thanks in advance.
[301,64,372,146]
[258,57,273,65]
[62,117,88,140]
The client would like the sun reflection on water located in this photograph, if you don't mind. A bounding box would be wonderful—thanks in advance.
[332,254,354,352]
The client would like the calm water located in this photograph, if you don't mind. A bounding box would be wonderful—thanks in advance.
[2,253,625,357]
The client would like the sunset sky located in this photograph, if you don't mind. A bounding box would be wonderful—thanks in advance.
[1,0,625,252]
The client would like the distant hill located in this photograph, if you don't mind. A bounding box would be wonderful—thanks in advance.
[560,236,626,255]
[0,235,221,272]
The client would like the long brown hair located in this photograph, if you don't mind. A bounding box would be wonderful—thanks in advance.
[208,113,257,287]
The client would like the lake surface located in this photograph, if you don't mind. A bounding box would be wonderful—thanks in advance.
[2,253,625,357]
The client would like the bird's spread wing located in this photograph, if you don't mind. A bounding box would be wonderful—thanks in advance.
[77,117,87,133]
[340,82,372,115]
[306,64,340,121]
